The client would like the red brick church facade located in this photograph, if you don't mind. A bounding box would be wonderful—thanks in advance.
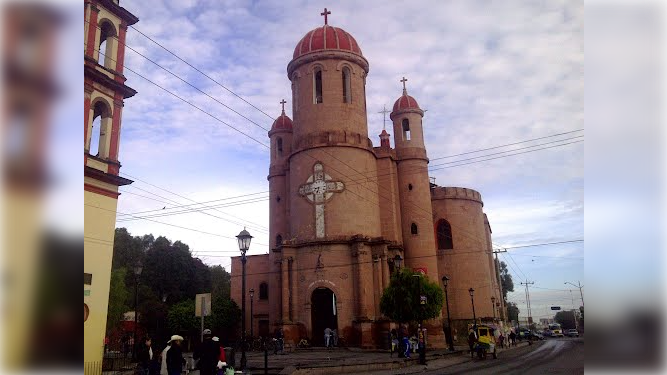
[231,13,503,349]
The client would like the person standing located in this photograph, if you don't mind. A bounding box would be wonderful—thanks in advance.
[273,327,283,355]
[159,340,171,375]
[509,330,516,347]
[390,329,398,357]
[194,329,220,375]
[332,329,338,347]
[166,335,185,375]
[136,337,153,375]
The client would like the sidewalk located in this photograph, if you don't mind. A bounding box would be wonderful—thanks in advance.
[162,341,534,375]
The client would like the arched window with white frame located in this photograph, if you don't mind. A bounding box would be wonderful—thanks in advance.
[87,100,113,159]
[97,20,117,69]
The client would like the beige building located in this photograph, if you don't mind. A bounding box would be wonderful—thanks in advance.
[231,13,503,348]
[84,0,137,372]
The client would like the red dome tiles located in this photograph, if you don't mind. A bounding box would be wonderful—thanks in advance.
[392,93,421,112]
[272,111,293,131]
[293,25,363,60]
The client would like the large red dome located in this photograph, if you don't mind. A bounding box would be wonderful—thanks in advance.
[293,25,363,59]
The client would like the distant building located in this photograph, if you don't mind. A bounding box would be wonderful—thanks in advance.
[231,10,503,349]
[84,0,137,372]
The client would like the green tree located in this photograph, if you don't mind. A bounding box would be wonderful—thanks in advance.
[380,269,444,324]
[496,260,514,302]
[507,302,520,322]
[112,228,144,270]
[210,265,231,300]
[167,299,201,334]
[106,268,129,332]
[554,310,577,330]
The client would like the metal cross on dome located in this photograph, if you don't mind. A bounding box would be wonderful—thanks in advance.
[321,8,331,25]
[400,77,408,93]
[298,162,345,238]
[280,99,286,112]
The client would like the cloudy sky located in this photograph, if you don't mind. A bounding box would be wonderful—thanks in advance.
[93,0,584,321]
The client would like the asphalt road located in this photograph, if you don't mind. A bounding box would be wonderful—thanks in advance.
[424,337,584,375]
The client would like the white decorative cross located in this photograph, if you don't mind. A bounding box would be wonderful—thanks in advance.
[298,162,345,238]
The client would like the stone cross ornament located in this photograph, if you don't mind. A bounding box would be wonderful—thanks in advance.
[298,162,344,238]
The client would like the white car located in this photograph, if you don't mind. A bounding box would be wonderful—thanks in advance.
[566,329,579,337]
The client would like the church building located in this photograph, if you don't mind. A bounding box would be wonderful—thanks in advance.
[231,10,503,348]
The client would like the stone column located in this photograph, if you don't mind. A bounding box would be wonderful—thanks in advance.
[281,257,289,322]
[381,253,390,290]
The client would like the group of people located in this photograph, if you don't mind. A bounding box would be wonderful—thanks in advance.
[135,329,227,375]
[467,328,518,358]
[323,327,338,348]
[389,325,427,359]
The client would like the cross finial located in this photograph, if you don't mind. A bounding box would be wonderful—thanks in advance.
[321,8,331,25]
[378,105,391,130]
[400,77,408,94]
[280,99,286,114]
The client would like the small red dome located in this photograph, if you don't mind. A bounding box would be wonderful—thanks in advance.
[293,25,363,59]
[392,92,421,112]
[271,111,293,131]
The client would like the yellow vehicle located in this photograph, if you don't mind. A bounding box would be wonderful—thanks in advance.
[468,324,498,359]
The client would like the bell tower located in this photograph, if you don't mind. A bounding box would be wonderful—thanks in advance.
[391,78,438,281]
[286,10,381,241]
[83,0,137,371]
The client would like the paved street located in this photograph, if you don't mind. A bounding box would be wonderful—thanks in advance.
[420,337,583,375]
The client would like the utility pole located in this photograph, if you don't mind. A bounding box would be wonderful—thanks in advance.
[565,281,584,307]
[520,281,534,326]
[493,249,507,321]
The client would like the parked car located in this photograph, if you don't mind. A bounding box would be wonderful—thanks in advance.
[530,331,545,340]
[566,329,579,337]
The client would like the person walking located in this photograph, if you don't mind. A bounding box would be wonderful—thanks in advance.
[136,337,153,375]
[166,335,184,375]
[468,329,477,358]
[194,329,220,375]
[509,331,517,347]
[212,337,226,375]
[324,327,332,348]
[332,329,338,347]
[498,332,505,349]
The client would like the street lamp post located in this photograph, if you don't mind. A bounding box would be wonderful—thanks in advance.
[491,296,496,321]
[469,288,477,331]
[441,276,454,351]
[250,288,255,339]
[237,228,253,371]
[132,262,142,361]
[412,274,426,365]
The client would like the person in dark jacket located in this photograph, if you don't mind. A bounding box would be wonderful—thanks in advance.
[136,337,153,375]
[193,329,220,375]
[166,335,185,375]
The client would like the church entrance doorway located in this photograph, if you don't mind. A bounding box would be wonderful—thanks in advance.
[311,287,338,347]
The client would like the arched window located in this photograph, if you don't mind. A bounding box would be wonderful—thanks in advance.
[437,220,454,249]
[87,100,112,158]
[275,234,283,248]
[314,69,323,104]
[97,21,117,69]
[402,119,411,141]
[259,282,269,300]
[342,67,351,103]
[411,223,418,235]
[292,74,299,112]
[277,137,283,155]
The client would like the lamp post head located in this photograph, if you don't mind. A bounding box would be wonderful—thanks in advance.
[133,262,143,277]
[442,275,449,287]
[468,288,475,297]
[250,288,254,299]
[491,296,496,303]
[237,228,253,255]
[394,254,402,269]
